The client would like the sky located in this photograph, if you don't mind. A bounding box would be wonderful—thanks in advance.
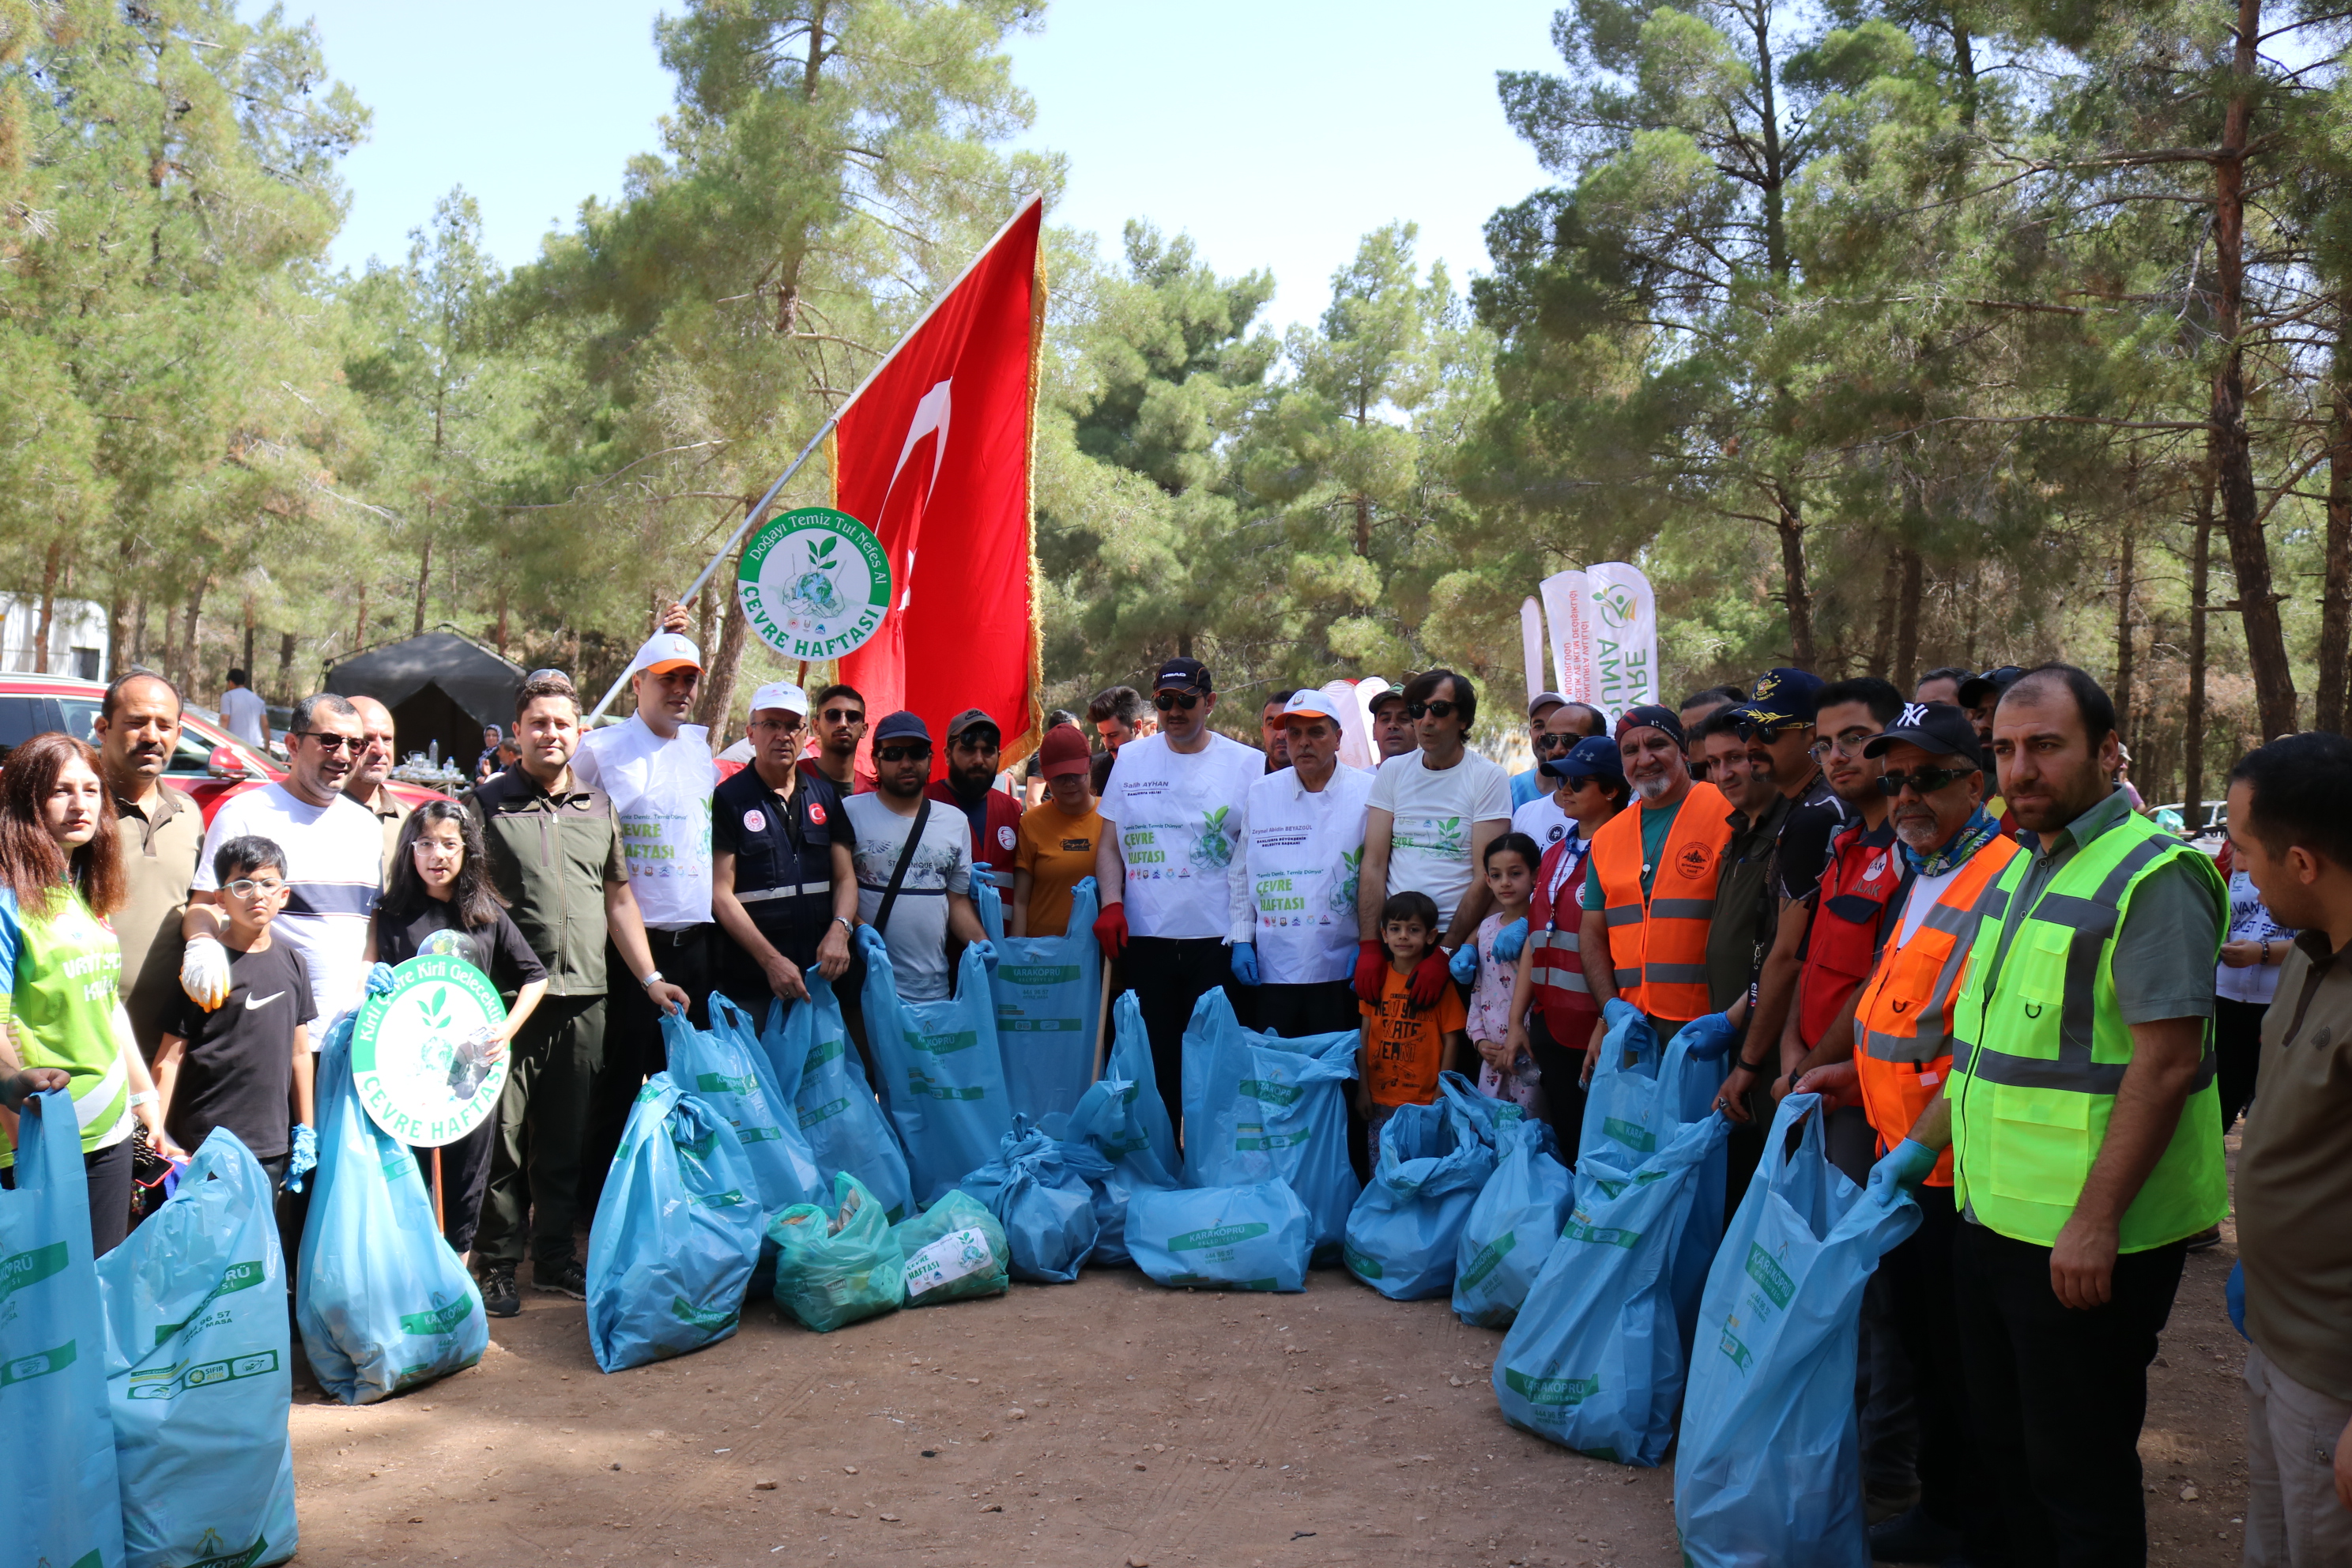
[296,0,1564,332]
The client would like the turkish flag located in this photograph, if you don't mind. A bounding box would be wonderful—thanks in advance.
[833,197,1044,768]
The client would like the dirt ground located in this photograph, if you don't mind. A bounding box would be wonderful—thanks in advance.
[285,1202,2257,1568]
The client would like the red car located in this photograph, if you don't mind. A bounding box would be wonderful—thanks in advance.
[0,673,448,825]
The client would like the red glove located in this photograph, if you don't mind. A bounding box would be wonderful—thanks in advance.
[1408,950,1453,1011]
[1092,902,1129,961]
[1352,940,1388,1005]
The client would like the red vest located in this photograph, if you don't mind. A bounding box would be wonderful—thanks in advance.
[1795,820,1904,1047]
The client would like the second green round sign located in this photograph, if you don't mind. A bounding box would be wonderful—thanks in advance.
[737,506,892,661]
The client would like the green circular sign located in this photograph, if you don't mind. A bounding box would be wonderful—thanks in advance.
[737,505,893,661]
[350,955,510,1147]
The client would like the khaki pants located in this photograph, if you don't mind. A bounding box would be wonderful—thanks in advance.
[2244,1340,2352,1567]
[473,994,605,1273]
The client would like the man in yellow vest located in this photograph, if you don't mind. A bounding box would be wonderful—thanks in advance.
[1869,665,2226,1565]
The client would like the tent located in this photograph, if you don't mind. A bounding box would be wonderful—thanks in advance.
[325,631,524,772]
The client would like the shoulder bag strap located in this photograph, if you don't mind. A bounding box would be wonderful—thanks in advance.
[873,797,931,937]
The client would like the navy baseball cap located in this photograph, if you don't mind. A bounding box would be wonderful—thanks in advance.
[1544,734,1626,782]
[872,711,932,747]
[1864,700,1985,770]
[1727,667,1823,736]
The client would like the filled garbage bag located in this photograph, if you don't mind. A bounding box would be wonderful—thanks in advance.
[975,874,1102,1125]
[1453,1116,1573,1329]
[585,1076,764,1373]
[2,1090,126,1568]
[1055,1136,1142,1266]
[759,980,914,1223]
[1178,989,1359,1260]
[770,1172,905,1332]
[1675,1093,1921,1566]
[955,1117,1099,1283]
[859,930,1015,1207]
[1583,1008,1725,1347]
[98,1129,296,1568]
[1491,1104,1731,1466]
[669,995,822,1212]
[1127,1180,1311,1293]
[1063,992,1180,1189]
[1440,1068,1526,1149]
[1343,1094,1498,1300]
[890,1189,1010,1307]
[298,1021,488,1404]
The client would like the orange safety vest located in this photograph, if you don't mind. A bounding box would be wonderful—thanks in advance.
[1590,782,1732,1022]
[1850,833,2022,1185]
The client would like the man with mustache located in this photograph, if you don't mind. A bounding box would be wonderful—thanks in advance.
[341,694,413,888]
[92,669,205,1060]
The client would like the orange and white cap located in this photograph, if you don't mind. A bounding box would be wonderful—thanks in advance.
[625,631,702,679]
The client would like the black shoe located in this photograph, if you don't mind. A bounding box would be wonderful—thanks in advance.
[1869,1504,1964,1565]
[533,1258,588,1298]
[480,1267,520,1318]
[2185,1223,2223,1252]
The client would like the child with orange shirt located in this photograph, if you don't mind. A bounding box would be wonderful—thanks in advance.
[1355,889,1471,1144]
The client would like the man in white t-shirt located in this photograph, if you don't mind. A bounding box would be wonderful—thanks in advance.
[219,668,269,749]
[1355,668,1513,1010]
[1092,656,1259,1128]
[1230,689,1376,1038]
[182,692,383,1030]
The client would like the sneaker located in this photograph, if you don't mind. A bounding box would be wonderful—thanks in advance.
[480,1267,520,1318]
[1869,1504,1964,1565]
[534,1258,588,1298]
[2185,1224,2224,1253]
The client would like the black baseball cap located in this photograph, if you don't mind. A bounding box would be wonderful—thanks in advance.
[1726,667,1822,737]
[873,711,932,747]
[1957,665,2026,710]
[945,707,1001,746]
[1155,657,1212,695]
[1864,700,1984,770]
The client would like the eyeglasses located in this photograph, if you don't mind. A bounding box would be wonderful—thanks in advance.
[293,732,360,754]
[1809,729,1875,761]
[875,744,932,763]
[1154,691,1202,711]
[749,715,805,731]
[820,707,865,726]
[222,877,285,899]
[1407,700,1461,719]
[1879,766,1972,797]
[1535,732,1574,752]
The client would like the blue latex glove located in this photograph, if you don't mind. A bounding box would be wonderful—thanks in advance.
[1866,1138,1939,1205]
[968,863,995,891]
[1447,943,1479,984]
[969,939,999,971]
[365,962,398,996]
[1491,918,1529,963]
[1602,997,1640,1031]
[1675,1012,1740,1062]
[285,1123,318,1194]
[2226,1259,2248,1341]
[856,925,889,962]
[1229,943,1261,986]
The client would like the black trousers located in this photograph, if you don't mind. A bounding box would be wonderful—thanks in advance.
[2214,995,2267,1133]
[1250,979,1359,1037]
[1123,935,1238,1144]
[1879,1186,1994,1551]
[4,1135,134,1257]
[415,1113,498,1255]
[1953,1219,2187,1567]
[581,927,714,1216]
[1521,1010,1592,1168]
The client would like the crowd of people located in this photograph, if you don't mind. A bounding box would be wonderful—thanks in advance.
[0,614,2344,1566]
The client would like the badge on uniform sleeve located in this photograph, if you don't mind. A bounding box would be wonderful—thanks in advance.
[809,801,827,825]
[1864,851,1887,882]
[997,824,1017,850]
[744,809,766,833]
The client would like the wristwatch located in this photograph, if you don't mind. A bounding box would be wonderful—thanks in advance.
[834,915,856,935]
[640,969,664,989]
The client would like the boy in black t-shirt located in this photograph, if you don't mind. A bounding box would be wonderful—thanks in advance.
[154,835,317,1193]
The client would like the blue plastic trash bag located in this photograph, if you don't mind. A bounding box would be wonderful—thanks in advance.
[860,930,1015,1206]
[664,997,821,1213]
[1453,1117,1573,1329]
[1,1090,125,1568]
[1439,1068,1525,1149]
[1491,1106,1731,1465]
[975,874,1103,1124]
[585,1076,765,1373]
[1343,1095,1498,1300]
[1127,1181,1311,1293]
[298,1022,488,1404]
[759,980,914,1223]
[98,1129,296,1568]
[1675,1094,1920,1565]
[956,1118,1099,1283]
[1054,1137,1142,1266]
[1178,989,1360,1260]
[1584,1008,1725,1347]
[770,1173,905,1332]
[890,1190,1010,1306]
[1063,992,1180,1188]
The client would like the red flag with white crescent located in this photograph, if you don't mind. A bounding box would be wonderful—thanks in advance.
[832,197,1044,768]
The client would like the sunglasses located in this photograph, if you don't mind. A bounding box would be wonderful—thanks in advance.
[1407,700,1461,719]
[820,707,865,725]
[1535,732,1574,752]
[222,877,286,899]
[1737,718,1804,741]
[293,732,361,754]
[1879,765,1972,797]
[1153,691,1202,711]
[875,744,932,763]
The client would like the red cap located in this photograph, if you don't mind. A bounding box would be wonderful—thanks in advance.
[1038,723,1092,780]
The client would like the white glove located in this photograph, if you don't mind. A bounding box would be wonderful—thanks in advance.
[180,935,232,1012]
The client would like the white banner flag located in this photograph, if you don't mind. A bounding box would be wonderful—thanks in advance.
[1520,597,1546,703]
[1539,571,1596,706]
[1585,562,1658,714]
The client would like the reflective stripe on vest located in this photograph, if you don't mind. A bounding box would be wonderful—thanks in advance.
[1592,782,1732,1020]
[1528,927,1587,996]
[1947,809,2229,1250]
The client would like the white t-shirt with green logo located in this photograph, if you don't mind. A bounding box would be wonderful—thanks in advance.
[1099,732,1259,941]
[1234,765,1375,985]
[1368,748,1514,932]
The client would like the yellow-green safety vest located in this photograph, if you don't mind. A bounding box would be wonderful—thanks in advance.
[1947,808,2227,1251]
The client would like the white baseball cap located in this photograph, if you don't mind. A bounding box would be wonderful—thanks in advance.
[625,631,702,679]
[748,680,808,718]
[1280,689,1345,725]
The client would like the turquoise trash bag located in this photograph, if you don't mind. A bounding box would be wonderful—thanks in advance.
[1491,1104,1732,1465]
[1439,1068,1526,1150]
[974,874,1102,1124]
[1343,1091,1498,1300]
[98,1129,296,1568]
[955,1117,1099,1283]
[670,994,823,1212]
[1054,1136,1142,1266]
[1453,1116,1573,1329]
[758,980,914,1223]
[1,1089,126,1568]
[858,929,1016,1207]
[586,1076,765,1373]
[297,1020,488,1404]
[890,1189,1011,1306]
[1178,989,1360,1261]
[770,1172,906,1332]
[1583,1008,1727,1349]
[1063,992,1180,1186]
[1675,1094,1920,1566]
[1127,1180,1311,1293]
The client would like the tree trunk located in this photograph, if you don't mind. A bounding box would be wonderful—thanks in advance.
[1773,496,1816,668]
[1893,547,1924,692]
[178,580,207,696]
[696,576,718,656]
[2210,0,2297,739]
[131,594,149,666]
[2185,464,2216,830]
[1354,495,1371,557]
[2113,530,2136,732]
[241,601,257,685]
[494,586,510,660]
[692,549,752,751]
[277,631,297,706]
[352,583,368,655]
[413,534,432,636]
[32,537,63,675]
[2319,345,2352,734]
[1866,552,1898,677]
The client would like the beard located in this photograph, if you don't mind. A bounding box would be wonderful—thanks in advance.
[1893,807,1944,851]
[1634,771,1674,804]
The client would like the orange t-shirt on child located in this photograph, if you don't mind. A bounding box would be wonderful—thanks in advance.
[1359,966,1468,1108]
